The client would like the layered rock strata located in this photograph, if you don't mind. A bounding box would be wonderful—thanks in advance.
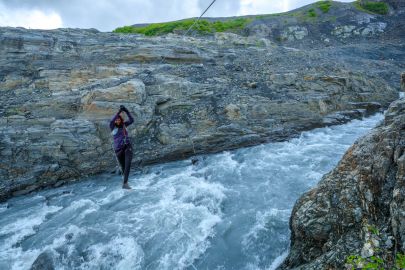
[0,26,403,201]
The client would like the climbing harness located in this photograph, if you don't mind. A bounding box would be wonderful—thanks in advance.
[111,140,124,180]
[112,123,129,145]
[111,117,129,180]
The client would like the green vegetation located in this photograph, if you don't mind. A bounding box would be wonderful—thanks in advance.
[275,36,286,42]
[255,14,281,19]
[346,223,405,269]
[308,8,317,17]
[113,18,251,36]
[361,1,389,14]
[317,1,332,13]
[367,225,380,236]
[346,253,405,270]
[346,253,405,269]
[5,107,25,117]
[326,15,337,23]
[346,255,384,270]
[397,254,405,269]
[354,0,389,15]
[113,26,139,34]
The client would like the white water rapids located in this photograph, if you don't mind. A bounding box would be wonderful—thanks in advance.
[0,114,383,270]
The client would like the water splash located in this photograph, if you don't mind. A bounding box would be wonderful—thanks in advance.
[0,114,383,270]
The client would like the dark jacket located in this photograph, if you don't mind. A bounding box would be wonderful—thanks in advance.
[109,111,134,152]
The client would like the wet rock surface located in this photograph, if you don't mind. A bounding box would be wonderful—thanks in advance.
[0,1,404,201]
[280,98,405,269]
[30,251,55,270]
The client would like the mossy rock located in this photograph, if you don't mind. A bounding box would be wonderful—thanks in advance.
[354,0,389,15]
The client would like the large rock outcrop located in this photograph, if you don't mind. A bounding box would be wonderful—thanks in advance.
[239,0,405,47]
[0,22,403,201]
[281,98,405,269]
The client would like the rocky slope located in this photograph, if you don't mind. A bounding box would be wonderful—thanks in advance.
[0,1,404,201]
[243,0,405,48]
[132,0,405,50]
[280,97,405,269]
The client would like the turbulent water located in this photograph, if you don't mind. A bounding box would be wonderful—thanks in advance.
[0,114,383,270]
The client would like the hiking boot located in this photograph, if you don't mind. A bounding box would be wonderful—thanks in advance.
[122,182,132,189]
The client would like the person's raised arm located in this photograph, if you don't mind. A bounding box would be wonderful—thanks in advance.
[109,109,122,130]
[123,107,134,126]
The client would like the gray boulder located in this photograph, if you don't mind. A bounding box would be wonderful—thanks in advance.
[30,251,55,270]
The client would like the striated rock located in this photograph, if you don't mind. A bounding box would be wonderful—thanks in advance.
[0,25,403,201]
[280,98,405,269]
[224,104,242,120]
[332,25,357,38]
[332,22,387,38]
[280,26,308,41]
[214,32,259,46]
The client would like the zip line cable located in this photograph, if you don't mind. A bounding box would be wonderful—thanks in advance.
[157,0,217,65]
[184,0,217,36]
[152,0,217,156]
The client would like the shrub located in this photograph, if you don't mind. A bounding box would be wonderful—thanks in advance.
[362,1,388,14]
[355,1,389,15]
[346,253,405,269]
[346,255,384,270]
[308,8,317,17]
[317,1,332,13]
[113,26,138,33]
[397,254,405,269]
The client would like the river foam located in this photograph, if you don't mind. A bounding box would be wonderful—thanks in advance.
[0,113,383,270]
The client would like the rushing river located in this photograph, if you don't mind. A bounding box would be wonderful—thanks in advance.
[0,114,383,270]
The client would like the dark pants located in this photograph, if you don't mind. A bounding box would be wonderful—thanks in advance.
[116,144,133,183]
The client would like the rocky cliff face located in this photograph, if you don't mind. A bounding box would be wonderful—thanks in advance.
[236,0,405,47]
[0,2,404,201]
[280,97,405,269]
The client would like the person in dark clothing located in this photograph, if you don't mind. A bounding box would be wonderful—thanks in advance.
[109,105,134,189]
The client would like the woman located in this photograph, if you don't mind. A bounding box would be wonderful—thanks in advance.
[109,105,134,189]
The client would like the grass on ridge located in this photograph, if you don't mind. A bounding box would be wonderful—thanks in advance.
[113,18,251,36]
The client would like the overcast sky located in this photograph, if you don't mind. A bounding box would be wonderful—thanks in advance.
[0,0,353,32]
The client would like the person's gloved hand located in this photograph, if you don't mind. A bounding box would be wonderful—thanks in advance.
[120,105,128,113]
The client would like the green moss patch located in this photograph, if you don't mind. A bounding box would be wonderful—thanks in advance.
[113,18,251,36]
[317,1,332,13]
[308,8,317,17]
[354,0,389,15]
